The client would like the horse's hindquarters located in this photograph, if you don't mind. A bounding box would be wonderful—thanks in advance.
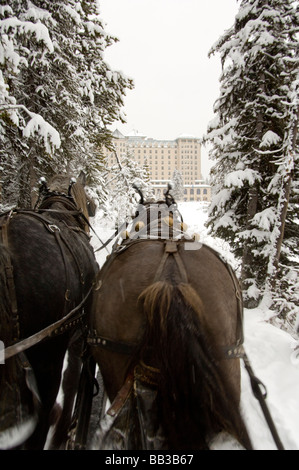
[90,240,251,449]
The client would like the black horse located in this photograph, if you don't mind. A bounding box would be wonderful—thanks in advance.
[0,174,98,449]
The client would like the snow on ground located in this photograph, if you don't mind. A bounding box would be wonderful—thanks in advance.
[90,201,299,450]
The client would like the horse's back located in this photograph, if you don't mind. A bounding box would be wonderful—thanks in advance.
[92,240,239,340]
[90,240,241,399]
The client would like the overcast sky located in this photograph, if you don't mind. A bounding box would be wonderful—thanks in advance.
[98,0,240,176]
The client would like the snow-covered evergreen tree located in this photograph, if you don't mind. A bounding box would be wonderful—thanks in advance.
[171,169,184,202]
[205,0,299,310]
[0,0,133,207]
[103,148,153,229]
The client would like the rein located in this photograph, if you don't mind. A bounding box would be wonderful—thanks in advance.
[3,285,93,361]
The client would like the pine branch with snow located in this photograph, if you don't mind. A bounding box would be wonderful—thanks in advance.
[0,1,133,207]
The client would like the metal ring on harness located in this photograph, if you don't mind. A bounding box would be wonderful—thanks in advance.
[47,224,60,233]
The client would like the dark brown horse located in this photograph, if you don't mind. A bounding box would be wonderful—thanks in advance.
[0,173,98,449]
[89,197,252,450]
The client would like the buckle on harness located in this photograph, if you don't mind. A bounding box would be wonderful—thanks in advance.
[48,224,60,233]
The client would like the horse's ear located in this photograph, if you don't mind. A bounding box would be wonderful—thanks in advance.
[133,184,144,205]
[164,183,175,207]
[77,171,86,187]
[68,178,76,196]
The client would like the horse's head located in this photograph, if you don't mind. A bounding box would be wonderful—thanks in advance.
[68,172,97,223]
[126,185,185,240]
[37,172,97,232]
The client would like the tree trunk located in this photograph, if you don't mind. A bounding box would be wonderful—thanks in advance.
[241,102,264,307]
[269,109,298,288]
[241,184,259,304]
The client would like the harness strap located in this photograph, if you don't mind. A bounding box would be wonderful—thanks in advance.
[242,350,285,450]
[107,369,134,418]
[24,214,74,307]
[59,230,85,286]
[52,228,71,304]
[0,213,20,341]
[4,284,93,361]
[224,261,244,346]
[87,333,138,355]
[154,239,188,283]
[66,354,97,450]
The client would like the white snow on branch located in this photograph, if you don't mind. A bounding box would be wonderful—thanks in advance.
[24,2,53,24]
[209,188,231,212]
[1,102,60,154]
[61,5,81,25]
[255,31,275,46]
[260,130,281,148]
[0,18,54,53]
[238,228,270,243]
[23,112,60,153]
[85,21,105,36]
[252,207,276,231]
[225,169,261,188]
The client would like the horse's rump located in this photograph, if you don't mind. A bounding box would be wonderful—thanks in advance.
[90,238,251,450]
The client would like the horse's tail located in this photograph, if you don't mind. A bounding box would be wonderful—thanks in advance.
[138,280,252,450]
[0,245,38,449]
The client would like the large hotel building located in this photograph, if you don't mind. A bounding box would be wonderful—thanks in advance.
[104,129,211,202]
